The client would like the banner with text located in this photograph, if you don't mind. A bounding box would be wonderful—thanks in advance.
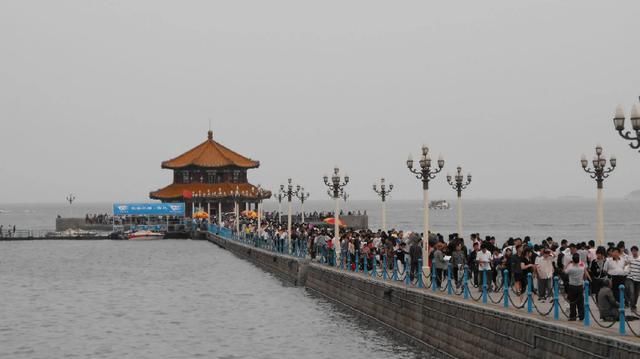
[112,203,185,216]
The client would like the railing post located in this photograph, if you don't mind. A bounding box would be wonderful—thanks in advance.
[527,273,533,313]
[553,276,559,320]
[382,255,388,280]
[584,281,591,327]
[619,284,626,335]
[355,251,360,273]
[347,252,352,271]
[463,265,469,300]
[392,255,398,281]
[364,254,368,275]
[482,270,487,304]
[503,269,509,308]
[405,265,411,285]
[431,265,437,292]
[447,263,453,295]
[371,255,377,277]
[418,259,424,288]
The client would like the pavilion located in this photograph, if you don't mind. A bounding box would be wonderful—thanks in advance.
[149,130,271,218]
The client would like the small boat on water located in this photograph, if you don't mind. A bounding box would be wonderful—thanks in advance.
[429,200,450,210]
[127,230,164,240]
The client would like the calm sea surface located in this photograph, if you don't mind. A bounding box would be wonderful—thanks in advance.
[1,199,639,246]
[0,240,426,359]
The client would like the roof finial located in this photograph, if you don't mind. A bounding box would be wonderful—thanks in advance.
[208,119,213,140]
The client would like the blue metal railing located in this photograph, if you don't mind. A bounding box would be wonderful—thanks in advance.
[207,225,633,337]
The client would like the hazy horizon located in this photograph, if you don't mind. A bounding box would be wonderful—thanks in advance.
[2,1,639,203]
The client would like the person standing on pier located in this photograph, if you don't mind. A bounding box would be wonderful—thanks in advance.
[627,246,640,311]
[476,243,493,291]
[451,242,466,287]
[408,233,422,282]
[604,247,629,305]
[564,253,591,321]
[535,249,554,302]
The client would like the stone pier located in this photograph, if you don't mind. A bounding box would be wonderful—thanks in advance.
[207,233,640,359]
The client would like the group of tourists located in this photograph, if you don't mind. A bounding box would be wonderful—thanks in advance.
[0,224,17,238]
[84,213,112,224]
[227,213,639,324]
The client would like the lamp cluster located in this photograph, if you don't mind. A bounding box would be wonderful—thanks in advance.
[613,103,640,152]
[407,145,445,190]
[581,145,616,189]
[323,167,349,199]
[447,167,472,197]
[373,178,394,202]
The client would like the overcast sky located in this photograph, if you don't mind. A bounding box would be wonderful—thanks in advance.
[1,1,639,204]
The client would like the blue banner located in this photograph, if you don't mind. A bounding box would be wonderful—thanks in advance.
[113,203,185,216]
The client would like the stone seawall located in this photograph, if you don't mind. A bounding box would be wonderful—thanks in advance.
[56,218,113,232]
[207,234,640,359]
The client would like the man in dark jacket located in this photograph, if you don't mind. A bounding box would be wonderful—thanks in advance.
[598,279,619,321]
[409,233,422,282]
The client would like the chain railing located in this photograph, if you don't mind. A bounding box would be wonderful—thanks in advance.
[207,227,637,337]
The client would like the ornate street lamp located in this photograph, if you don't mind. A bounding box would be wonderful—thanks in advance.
[613,102,640,152]
[295,187,310,223]
[373,178,394,232]
[447,166,472,238]
[581,145,616,246]
[256,185,266,236]
[279,178,299,252]
[66,193,76,218]
[231,186,241,236]
[323,167,349,259]
[407,145,444,270]
[217,188,223,226]
[275,192,284,223]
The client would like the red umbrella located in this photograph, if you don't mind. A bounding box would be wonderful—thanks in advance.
[323,217,346,227]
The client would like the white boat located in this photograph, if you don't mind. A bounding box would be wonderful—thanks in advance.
[127,230,164,240]
[429,200,450,210]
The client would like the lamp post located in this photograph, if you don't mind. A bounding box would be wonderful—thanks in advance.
[66,193,76,217]
[231,186,241,236]
[323,167,349,260]
[613,102,640,153]
[407,145,444,270]
[275,192,283,223]
[256,185,265,236]
[373,178,394,232]
[217,188,223,226]
[447,166,472,238]
[279,178,299,252]
[295,187,310,223]
[581,145,616,246]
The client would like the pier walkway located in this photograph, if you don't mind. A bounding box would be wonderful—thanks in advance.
[206,224,640,357]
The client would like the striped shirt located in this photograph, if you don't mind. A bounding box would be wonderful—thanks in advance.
[629,256,640,282]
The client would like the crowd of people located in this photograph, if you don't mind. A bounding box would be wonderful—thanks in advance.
[84,213,113,224]
[0,224,17,238]
[224,214,639,323]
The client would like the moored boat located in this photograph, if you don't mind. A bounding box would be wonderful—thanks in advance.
[127,230,164,240]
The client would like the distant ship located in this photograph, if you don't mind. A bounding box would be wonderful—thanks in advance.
[429,200,450,210]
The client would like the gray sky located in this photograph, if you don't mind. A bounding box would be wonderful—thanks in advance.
[1,0,639,204]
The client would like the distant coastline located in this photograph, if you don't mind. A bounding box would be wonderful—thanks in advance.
[626,190,640,200]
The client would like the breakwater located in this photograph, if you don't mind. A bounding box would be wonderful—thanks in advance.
[207,233,640,359]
